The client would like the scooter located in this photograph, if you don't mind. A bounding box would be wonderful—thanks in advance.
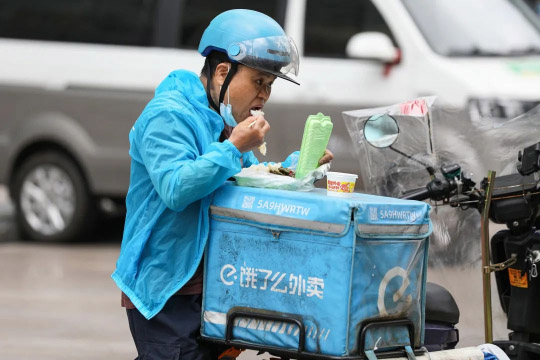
[363,113,540,360]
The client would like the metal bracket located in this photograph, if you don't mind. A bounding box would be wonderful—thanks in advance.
[483,255,517,274]
[484,254,517,274]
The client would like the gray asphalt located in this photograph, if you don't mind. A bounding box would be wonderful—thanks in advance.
[0,186,135,359]
[0,186,508,359]
[0,186,265,360]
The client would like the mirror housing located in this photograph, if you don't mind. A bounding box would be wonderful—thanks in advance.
[364,114,399,148]
[346,32,398,63]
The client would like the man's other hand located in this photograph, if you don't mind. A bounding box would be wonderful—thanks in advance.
[318,149,334,165]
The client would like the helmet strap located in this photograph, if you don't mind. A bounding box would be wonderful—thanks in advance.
[205,65,219,112]
[205,62,238,113]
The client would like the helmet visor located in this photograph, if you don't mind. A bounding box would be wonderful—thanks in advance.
[228,35,300,85]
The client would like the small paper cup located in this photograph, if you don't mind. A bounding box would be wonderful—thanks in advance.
[326,172,358,197]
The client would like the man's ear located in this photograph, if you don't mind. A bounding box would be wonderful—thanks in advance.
[214,62,231,86]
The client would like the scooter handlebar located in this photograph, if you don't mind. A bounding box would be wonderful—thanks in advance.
[400,178,456,201]
[400,187,431,201]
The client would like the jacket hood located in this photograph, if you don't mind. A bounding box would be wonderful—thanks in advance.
[155,70,208,103]
[154,69,223,136]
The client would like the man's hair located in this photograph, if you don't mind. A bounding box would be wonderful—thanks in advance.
[200,51,232,79]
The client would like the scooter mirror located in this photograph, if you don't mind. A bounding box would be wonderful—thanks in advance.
[363,114,399,148]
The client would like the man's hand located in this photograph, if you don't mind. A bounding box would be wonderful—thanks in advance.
[318,149,334,165]
[228,115,270,153]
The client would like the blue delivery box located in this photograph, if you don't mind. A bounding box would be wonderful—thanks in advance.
[201,183,431,359]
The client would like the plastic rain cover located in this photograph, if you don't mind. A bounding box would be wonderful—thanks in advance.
[342,97,540,267]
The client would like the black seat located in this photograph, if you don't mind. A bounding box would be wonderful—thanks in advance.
[425,282,460,325]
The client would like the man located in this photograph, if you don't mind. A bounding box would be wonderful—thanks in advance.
[112,9,332,360]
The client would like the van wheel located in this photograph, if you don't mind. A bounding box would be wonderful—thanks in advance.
[12,151,93,241]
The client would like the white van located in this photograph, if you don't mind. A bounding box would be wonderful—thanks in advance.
[1,0,539,241]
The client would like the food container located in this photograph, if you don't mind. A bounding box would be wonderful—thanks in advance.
[295,112,333,179]
[326,172,358,196]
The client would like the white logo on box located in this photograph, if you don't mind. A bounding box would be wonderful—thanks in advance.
[369,207,379,221]
[241,196,255,209]
[378,266,412,316]
[256,200,311,216]
[219,263,324,299]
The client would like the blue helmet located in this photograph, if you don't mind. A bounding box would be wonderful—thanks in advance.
[198,9,300,85]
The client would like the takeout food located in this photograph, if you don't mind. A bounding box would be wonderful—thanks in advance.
[246,163,295,177]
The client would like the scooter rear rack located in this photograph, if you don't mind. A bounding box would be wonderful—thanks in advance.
[202,308,426,360]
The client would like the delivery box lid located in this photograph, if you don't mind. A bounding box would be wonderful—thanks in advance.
[212,183,431,237]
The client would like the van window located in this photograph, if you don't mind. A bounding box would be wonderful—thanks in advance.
[304,0,395,58]
[0,0,157,46]
[402,0,540,57]
[177,0,287,49]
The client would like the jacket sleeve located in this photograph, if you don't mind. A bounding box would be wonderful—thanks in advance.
[137,109,242,211]
[281,151,300,168]
[242,151,259,168]
[243,150,300,168]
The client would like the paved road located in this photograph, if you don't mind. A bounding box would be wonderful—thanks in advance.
[0,186,508,359]
[0,186,263,360]
[0,243,135,359]
[0,186,135,359]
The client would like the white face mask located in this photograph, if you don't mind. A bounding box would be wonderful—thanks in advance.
[219,66,237,127]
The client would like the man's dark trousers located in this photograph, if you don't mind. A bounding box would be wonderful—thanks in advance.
[126,293,222,360]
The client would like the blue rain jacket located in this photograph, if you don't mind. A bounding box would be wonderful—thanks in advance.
[111,70,296,319]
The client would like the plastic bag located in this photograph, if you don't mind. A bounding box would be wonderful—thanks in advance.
[342,96,438,198]
[234,163,330,191]
[342,96,481,267]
